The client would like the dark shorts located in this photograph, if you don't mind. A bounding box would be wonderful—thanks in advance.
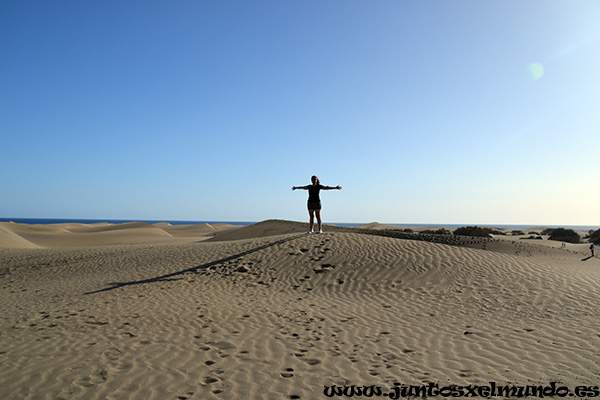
[307,201,321,211]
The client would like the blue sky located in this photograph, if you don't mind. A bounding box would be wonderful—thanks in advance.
[2,1,599,225]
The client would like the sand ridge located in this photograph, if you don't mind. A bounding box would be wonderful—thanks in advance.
[0,221,241,249]
[1,220,599,399]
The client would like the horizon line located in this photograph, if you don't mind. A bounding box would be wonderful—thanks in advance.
[0,217,598,229]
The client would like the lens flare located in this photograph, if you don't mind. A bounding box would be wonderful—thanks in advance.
[527,63,545,81]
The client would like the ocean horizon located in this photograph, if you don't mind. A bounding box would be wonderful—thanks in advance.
[0,217,597,231]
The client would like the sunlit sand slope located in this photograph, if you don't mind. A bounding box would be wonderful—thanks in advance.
[1,220,599,399]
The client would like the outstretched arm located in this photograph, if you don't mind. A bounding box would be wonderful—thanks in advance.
[323,185,342,190]
[292,185,310,190]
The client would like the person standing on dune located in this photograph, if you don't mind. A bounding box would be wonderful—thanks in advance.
[292,175,341,234]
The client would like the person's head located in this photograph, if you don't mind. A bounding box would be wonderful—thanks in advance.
[311,175,319,185]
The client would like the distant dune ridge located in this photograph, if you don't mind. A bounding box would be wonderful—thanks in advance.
[0,220,239,249]
[1,219,599,399]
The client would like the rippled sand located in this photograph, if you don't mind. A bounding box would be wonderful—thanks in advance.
[1,220,599,399]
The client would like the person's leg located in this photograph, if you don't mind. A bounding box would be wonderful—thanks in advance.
[316,210,322,233]
[308,210,315,233]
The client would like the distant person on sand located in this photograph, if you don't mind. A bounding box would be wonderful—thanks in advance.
[591,243,595,257]
[292,175,341,234]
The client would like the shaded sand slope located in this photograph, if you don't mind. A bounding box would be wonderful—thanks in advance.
[1,222,599,399]
[0,223,40,249]
[0,221,240,248]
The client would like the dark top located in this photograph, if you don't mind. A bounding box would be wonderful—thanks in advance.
[308,184,323,203]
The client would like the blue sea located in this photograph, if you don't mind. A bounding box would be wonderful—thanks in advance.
[0,218,597,231]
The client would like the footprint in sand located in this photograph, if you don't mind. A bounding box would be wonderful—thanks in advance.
[103,348,122,362]
[204,376,219,384]
[77,368,108,387]
[281,368,294,378]
[313,264,335,273]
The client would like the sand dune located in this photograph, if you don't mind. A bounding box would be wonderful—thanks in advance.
[206,219,311,242]
[0,221,241,249]
[1,220,598,399]
[0,223,40,249]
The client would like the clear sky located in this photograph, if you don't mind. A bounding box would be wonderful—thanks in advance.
[2,1,599,225]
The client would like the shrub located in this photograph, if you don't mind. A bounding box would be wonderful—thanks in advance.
[421,228,452,235]
[511,230,525,236]
[589,229,600,245]
[453,226,493,238]
[547,228,580,244]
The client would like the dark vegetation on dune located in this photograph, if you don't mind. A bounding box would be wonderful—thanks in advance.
[585,229,600,245]
[420,228,452,235]
[520,235,543,240]
[453,226,502,238]
[544,228,581,244]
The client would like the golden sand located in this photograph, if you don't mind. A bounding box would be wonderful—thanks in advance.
[1,220,598,399]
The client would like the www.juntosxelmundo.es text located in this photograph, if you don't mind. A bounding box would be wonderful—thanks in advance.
[323,382,600,398]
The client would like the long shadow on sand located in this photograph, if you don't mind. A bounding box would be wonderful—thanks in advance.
[85,234,303,295]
